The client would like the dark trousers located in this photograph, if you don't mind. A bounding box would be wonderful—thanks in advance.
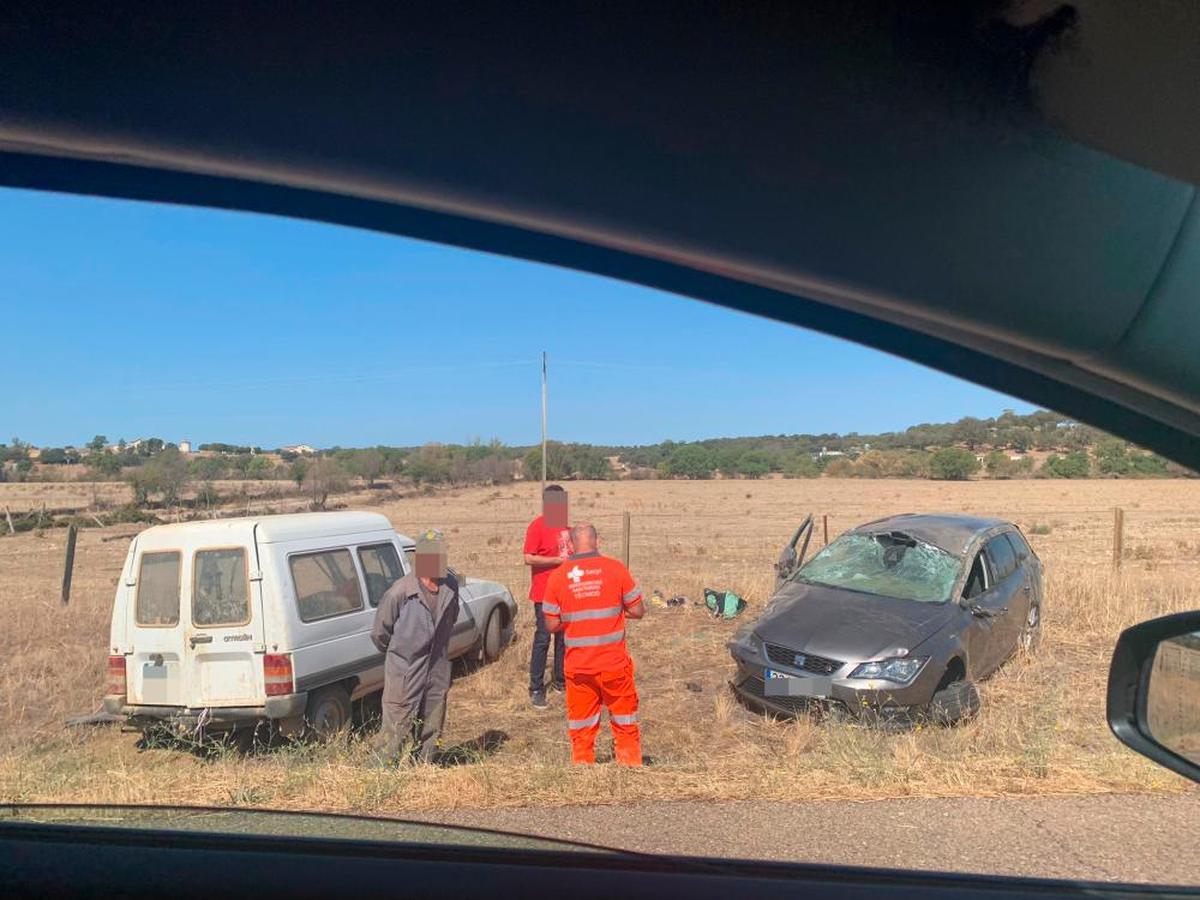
[529,602,565,693]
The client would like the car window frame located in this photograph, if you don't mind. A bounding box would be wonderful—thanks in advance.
[961,548,991,601]
[288,546,367,623]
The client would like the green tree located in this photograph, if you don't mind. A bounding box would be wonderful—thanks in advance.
[246,455,274,479]
[351,448,384,487]
[929,447,979,480]
[304,457,350,509]
[783,454,820,478]
[1093,439,1131,477]
[87,435,107,452]
[1041,451,1091,478]
[737,451,770,479]
[659,444,716,479]
[985,450,1015,479]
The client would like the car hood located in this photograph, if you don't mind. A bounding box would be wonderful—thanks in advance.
[752,581,956,662]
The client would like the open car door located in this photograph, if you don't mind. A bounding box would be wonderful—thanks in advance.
[773,514,814,593]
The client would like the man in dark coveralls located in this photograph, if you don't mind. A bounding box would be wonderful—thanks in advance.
[371,529,460,763]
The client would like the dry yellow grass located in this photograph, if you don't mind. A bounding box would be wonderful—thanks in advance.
[1,478,1198,814]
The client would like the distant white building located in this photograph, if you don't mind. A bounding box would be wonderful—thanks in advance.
[282,444,317,456]
[178,440,193,454]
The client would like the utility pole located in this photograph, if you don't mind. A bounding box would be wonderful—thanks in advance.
[541,351,548,490]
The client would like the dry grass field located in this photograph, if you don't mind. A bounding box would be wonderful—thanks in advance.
[1,478,1199,815]
[0,479,304,515]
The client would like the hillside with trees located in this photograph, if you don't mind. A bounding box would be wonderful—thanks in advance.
[1,410,1189,500]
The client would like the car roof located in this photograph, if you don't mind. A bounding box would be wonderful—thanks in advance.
[2,8,1199,467]
[851,514,1010,558]
[133,511,407,547]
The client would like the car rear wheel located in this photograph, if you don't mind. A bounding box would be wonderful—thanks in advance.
[927,676,980,726]
[305,685,351,740]
[481,607,503,663]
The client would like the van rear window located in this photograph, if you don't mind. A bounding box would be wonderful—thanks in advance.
[358,543,403,607]
[290,549,365,622]
[136,551,181,626]
[193,548,250,627]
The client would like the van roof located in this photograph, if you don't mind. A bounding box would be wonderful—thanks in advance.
[132,511,411,546]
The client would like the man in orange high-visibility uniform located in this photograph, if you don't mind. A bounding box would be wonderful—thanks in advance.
[543,522,645,765]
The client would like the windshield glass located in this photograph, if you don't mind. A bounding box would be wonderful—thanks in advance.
[797,533,960,603]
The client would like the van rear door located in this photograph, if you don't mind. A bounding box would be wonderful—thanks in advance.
[125,544,189,708]
[186,545,266,707]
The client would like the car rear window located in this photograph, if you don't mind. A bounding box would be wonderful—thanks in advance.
[358,543,403,607]
[135,551,181,626]
[290,549,365,622]
[986,535,1018,581]
[193,548,250,627]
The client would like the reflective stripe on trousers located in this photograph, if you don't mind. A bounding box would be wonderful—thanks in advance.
[568,712,601,730]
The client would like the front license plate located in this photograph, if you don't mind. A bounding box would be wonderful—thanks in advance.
[765,669,832,698]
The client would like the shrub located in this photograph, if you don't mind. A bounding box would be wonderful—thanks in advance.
[929,447,979,480]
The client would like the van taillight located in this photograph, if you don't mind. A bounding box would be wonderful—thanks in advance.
[106,656,127,696]
[263,654,294,696]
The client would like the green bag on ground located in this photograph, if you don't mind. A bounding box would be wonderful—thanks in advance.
[703,587,747,619]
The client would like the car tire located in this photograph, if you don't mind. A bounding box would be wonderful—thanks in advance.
[304,685,352,740]
[481,607,503,663]
[1019,599,1043,653]
[927,677,980,726]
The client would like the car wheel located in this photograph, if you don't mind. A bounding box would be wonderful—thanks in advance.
[481,607,503,663]
[1019,600,1042,653]
[926,676,980,726]
[305,685,352,740]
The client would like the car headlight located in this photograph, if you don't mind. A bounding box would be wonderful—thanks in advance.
[849,656,928,684]
[728,625,762,656]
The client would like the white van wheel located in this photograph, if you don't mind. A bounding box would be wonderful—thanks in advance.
[305,685,351,740]
[482,608,503,663]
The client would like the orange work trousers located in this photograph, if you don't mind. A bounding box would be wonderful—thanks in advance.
[564,661,641,766]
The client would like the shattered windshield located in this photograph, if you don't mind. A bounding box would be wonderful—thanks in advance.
[796,532,960,603]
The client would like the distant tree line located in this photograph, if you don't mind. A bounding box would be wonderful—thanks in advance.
[2,409,1191,494]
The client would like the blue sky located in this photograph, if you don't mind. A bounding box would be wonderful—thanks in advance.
[0,188,1033,449]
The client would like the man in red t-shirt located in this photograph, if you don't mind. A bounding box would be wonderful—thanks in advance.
[524,484,573,707]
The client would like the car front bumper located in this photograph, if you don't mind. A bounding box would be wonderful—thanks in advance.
[727,645,941,725]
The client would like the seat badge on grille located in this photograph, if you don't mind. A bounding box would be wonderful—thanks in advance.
[793,653,806,668]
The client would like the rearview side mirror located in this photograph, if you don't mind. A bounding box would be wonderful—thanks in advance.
[1107,611,1200,784]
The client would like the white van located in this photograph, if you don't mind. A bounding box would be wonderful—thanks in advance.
[103,511,517,738]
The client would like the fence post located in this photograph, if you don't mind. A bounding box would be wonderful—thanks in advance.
[823,514,829,546]
[61,524,78,605]
[622,511,631,567]
[1112,507,1124,569]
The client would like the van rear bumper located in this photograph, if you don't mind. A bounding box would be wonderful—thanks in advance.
[105,693,308,726]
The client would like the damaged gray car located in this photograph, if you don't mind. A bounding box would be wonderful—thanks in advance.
[729,514,1043,726]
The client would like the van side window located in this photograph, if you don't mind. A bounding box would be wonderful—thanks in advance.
[290,549,365,622]
[136,551,181,626]
[193,548,250,627]
[358,543,403,607]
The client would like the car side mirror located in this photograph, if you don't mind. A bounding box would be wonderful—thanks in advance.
[1107,610,1200,784]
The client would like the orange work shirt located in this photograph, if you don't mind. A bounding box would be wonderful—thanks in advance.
[542,552,642,675]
